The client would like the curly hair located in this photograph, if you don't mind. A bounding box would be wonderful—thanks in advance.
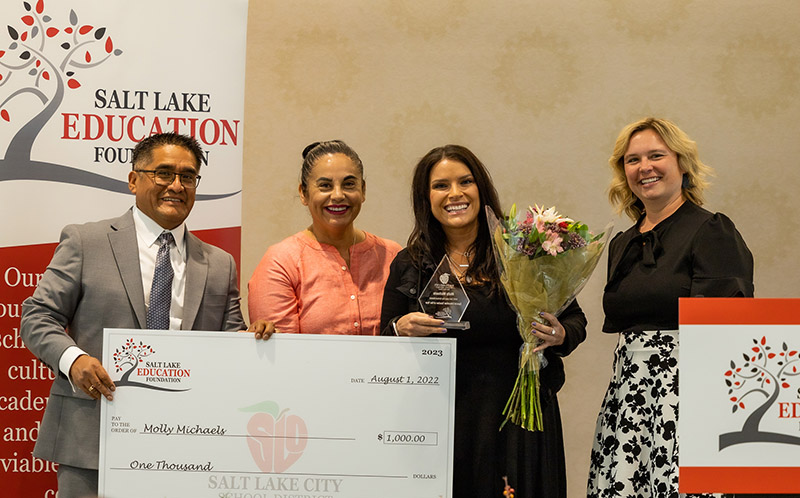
[608,117,713,221]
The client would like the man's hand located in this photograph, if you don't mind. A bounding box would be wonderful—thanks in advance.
[70,355,115,401]
[244,319,276,340]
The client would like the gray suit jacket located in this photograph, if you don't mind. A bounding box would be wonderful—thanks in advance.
[20,209,246,469]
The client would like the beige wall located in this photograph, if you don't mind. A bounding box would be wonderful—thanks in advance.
[241,1,800,496]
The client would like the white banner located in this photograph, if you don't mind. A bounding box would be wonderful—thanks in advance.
[99,330,457,498]
[679,298,800,494]
[0,2,248,495]
[0,0,248,246]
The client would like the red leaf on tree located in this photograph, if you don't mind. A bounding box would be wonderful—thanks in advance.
[751,347,759,352]
[768,353,776,359]
[1,110,9,122]
[105,37,113,53]
[84,51,91,62]
[724,370,733,376]
[783,383,791,388]
[35,59,41,67]
[0,51,4,58]
[765,378,770,384]
[79,25,93,35]
[790,351,798,356]
[67,78,80,89]
[761,336,766,346]
[42,70,49,80]
[730,397,737,402]
[22,16,35,26]
[751,356,756,362]
[21,31,28,42]
[46,27,58,37]
[65,27,73,34]
[739,402,745,409]
[36,0,44,14]
[734,381,740,385]
[736,368,741,372]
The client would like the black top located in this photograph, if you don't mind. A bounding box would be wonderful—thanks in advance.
[380,249,587,498]
[603,201,754,333]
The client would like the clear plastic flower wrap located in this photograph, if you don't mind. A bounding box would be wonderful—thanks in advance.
[487,204,611,431]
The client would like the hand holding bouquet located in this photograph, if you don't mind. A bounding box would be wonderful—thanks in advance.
[488,204,610,431]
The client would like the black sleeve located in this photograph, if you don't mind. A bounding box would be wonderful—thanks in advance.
[380,251,417,336]
[549,298,587,357]
[690,213,754,297]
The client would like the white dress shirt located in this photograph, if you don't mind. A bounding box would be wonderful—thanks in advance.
[58,206,188,383]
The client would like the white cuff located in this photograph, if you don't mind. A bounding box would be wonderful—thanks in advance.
[391,319,400,336]
[59,346,87,393]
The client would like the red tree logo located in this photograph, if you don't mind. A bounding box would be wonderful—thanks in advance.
[111,337,187,392]
[112,338,154,384]
[719,336,800,449]
[0,0,126,191]
[241,400,308,473]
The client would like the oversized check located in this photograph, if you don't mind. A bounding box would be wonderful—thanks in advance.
[99,329,456,498]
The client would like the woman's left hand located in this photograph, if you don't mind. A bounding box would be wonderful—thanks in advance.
[243,319,277,340]
[531,311,564,353]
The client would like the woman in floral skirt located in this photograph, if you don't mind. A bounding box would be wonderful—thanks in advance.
[587,118,754,498]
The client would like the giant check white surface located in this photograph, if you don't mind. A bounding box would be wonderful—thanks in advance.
[99,329,456,498]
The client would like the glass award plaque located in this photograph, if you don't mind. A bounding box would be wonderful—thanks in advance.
[418,255,470,330]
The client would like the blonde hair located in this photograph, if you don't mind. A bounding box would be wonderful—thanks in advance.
[608,117,713,221]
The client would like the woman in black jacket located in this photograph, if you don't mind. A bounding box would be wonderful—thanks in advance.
[381,144,587,498]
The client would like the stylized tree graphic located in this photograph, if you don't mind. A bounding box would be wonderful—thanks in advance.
[112,338,154,385]
[0,1,132,191]
[112,337,188,392]
[719,336,800,449]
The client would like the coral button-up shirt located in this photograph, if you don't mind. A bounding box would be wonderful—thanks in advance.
[248,231,401,335]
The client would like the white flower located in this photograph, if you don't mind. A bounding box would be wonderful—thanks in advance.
[529,204,574,225]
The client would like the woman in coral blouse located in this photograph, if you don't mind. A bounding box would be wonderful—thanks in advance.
[248,140,401,335]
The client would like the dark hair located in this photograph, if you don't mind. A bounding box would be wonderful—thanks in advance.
[131,132,204,170]
[407,144,503,289]
[300,140,364,193]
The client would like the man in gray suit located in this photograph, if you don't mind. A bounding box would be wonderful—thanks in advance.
[21,132,273,497]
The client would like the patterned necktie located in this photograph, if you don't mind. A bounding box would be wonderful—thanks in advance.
[146,232,174,330]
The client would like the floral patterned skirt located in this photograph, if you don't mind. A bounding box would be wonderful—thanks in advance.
[587,330,722,498]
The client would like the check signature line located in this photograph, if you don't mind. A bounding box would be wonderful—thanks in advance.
[110,468,410,479]
[138,432,355,441]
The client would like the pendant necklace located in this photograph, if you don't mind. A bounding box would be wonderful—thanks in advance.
[448,247,473,283]
[449,247,471,268]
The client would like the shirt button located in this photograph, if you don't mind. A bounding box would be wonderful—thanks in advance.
[350,295,356,300]
[341,265,347,270]
[354,322,360,328]
[410,288,416,294]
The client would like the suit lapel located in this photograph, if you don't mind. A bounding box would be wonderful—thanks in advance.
[182,231,207,330]
[108,211,147,328]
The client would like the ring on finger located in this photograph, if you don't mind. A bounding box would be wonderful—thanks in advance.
[550,328,556,336]
[88,385,96,392]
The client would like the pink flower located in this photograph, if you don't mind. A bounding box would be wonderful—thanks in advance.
[541,232,563,256]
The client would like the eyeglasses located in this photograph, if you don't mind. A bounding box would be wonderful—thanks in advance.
[136,169,201,189]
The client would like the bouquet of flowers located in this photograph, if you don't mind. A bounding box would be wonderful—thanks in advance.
[487,204,611,431]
